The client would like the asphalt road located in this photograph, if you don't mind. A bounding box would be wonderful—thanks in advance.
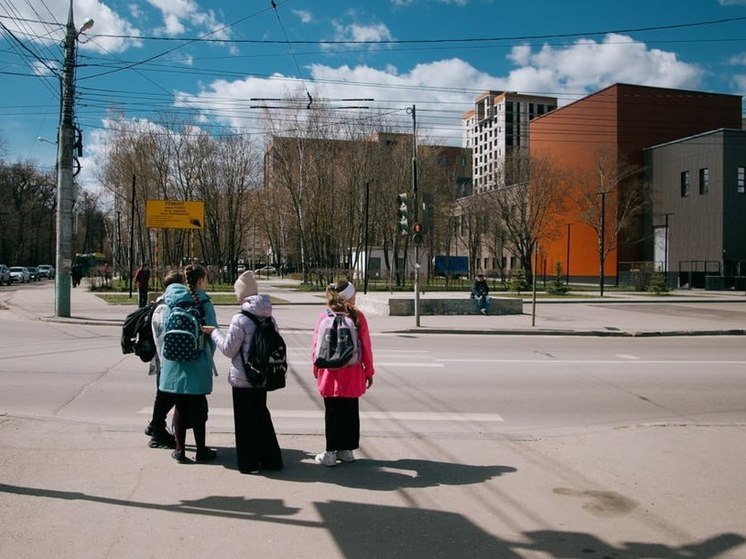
[1,284,746,558]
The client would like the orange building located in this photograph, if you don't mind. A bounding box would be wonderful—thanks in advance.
[529,83,742,283]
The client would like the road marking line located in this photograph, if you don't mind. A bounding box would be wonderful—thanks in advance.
[434,358,746,364]
[137,408,503,422]
[616,354,640,360]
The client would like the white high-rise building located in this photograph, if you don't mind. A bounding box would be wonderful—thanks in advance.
[463,91,557,195]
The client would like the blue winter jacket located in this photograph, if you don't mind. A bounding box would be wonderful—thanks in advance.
[157,283,217,395]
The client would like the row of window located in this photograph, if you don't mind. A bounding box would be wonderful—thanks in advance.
[680,166,746,197]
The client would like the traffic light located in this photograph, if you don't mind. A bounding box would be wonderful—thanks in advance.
[397,193,409,236]
[412,222,423,245]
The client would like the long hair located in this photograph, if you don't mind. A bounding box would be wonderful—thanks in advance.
[184,264,207,308]
[325,279,358,324]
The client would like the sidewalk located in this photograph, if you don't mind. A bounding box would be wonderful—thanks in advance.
[2,280,746,558]
[3,278,746,336]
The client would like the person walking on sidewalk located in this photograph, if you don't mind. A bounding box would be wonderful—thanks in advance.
[202,271,283,474]
[471,273,490,315]
[144,268,184,449]
[134,263,151,308]
[311,280,375,467]
[156,264,218,464]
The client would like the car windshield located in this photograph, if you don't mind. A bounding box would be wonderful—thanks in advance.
[10,267,22,272]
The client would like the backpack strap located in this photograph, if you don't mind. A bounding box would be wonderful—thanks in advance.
[241,310,261,324]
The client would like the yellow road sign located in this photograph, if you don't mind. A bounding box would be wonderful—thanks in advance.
[146,200,204,229]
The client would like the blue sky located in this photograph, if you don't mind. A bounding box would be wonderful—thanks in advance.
[1,0,746,187]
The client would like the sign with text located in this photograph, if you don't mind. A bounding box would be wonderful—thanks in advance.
[146,200,204,229]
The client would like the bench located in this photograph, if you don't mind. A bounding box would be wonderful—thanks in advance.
[388,297,523,316]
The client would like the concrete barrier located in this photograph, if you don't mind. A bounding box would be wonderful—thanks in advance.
[388,297,522,316]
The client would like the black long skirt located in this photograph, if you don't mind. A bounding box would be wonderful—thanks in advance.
[232,387,283,473]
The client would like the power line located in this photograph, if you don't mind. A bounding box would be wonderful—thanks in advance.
[85,15,746,45]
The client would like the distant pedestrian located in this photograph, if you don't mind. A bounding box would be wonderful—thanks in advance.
[102,262,112,287]
[134,262,151,308]
[71,263,82,288]
[471,273,490,315]
[311,280,375,467]
[202,271,283,474]
[144,268,184,449]
[155,264,218,464]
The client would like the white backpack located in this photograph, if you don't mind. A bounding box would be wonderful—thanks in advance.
[313,309,360,369]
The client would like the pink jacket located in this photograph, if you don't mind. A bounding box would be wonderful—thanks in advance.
[311,308,375,398]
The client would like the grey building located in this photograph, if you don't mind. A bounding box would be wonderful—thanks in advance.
[645,128,746,287]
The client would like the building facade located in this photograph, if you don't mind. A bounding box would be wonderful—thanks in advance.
[529,83,742,283]
[463,91,557,195]
[645,128,746,287]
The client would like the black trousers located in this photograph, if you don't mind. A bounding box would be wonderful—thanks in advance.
[138,287,148,308]
[172,394,209,453]
[324,397,360,452]
[232,387,283,473]
[151,372,176,431]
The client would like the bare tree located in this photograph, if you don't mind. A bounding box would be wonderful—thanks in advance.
[574,146,649,295]
[485,149,568,282]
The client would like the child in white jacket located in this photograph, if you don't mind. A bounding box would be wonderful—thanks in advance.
[202,271,283,474]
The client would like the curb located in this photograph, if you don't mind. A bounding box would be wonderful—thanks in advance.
[389,328,746,337]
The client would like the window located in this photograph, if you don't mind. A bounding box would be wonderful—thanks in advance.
[738,167,745,194]
[680,171,690,197]
[699,168,709,195]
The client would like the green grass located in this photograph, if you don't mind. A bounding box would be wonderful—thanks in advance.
[94,293,289,305]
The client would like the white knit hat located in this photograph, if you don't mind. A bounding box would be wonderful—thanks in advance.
[234,271,258,301]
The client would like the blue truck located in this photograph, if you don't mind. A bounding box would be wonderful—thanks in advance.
[434,255,469,278]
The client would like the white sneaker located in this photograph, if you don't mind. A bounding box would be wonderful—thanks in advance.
[337,450,355,463]
[314,451,337,467]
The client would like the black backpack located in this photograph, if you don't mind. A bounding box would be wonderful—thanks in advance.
[121,302,159,362]
[240,311,287,391]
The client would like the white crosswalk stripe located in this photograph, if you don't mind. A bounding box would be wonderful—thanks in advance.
[138,408,503,422]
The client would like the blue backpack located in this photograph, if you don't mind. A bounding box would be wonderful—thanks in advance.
[162,301,204,361]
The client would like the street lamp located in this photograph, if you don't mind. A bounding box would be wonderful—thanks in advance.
[55,1,93,317]
[565,223,572,285]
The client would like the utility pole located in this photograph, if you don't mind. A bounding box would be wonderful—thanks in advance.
[55,1,93,317]
[408,105,421,326]
[599,191,607,297]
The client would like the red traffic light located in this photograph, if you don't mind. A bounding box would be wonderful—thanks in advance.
[412,222,422,234]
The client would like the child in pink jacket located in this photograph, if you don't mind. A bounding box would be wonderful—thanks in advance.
[311,280,375,466]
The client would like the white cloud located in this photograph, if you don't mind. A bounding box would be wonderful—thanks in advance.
[88,28,708,162]
[504,33,702,95]
[293,9,313,24]
[145,0,230,40]
[0,0,142,54]
[733,74,746,90]
[332,20,393,43]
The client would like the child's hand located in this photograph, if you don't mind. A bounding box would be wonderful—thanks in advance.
[201,326,215,334]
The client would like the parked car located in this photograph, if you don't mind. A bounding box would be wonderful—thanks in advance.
[253,265,277,276]
[37,264,55,279]
[27,267,41,281]
[0,264,10,285]
[9,266,30,283]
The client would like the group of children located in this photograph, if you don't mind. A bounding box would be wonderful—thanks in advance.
[143,265,376,473]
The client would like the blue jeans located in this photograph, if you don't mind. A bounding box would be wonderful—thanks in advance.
[473,295,489,312]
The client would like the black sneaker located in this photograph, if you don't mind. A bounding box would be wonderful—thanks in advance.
[171,450,190,464]
[195,448,217,463]
[149,432,176,449]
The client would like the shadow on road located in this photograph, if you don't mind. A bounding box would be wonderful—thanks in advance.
[1,482,743,558]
